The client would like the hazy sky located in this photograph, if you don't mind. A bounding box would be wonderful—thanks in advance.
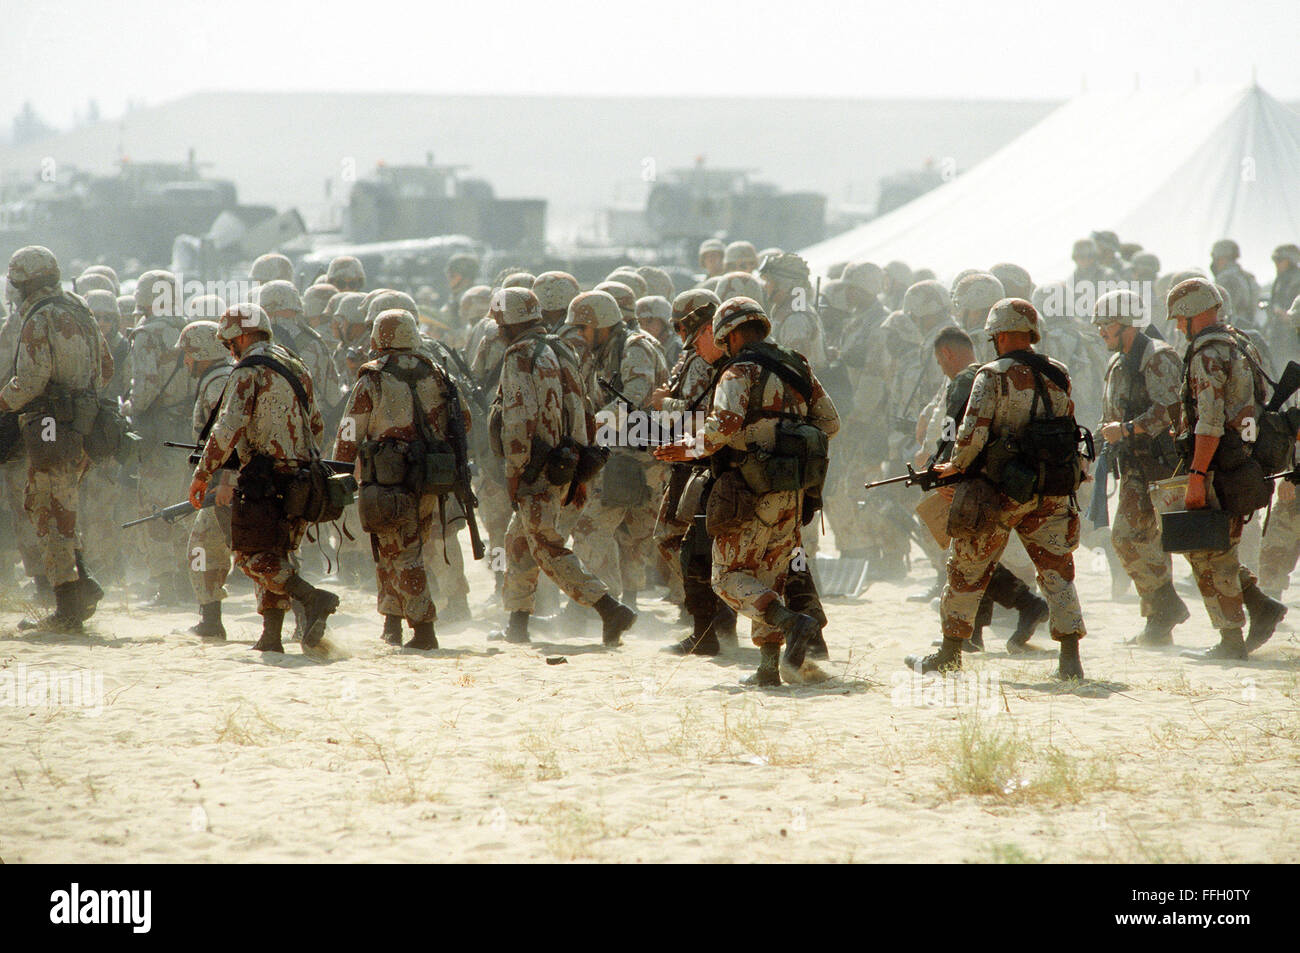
[2,0,1297,127]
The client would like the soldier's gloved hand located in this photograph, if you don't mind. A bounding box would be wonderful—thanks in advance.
[215,484,235,507]
[188,476,208,509]
[1101,421,1124,445]
[648,385,670,411]
[1184,473,1208,510]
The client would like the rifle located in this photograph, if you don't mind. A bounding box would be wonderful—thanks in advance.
[440,344,491,416]
[863,463,964,493]
[596,377,678,450]
[122,490,217,529]
[443,379,486,560]
[164,441,356,474]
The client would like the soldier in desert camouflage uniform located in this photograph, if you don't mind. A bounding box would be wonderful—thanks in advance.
[1167,279,1287,660]
[1091,290,1189,645]
[656,296,840,686]
[0,296,46,595]
[303,283,338,336]
[648,290,724,639]
[490,288,637,646]
[723,241,759,275]
[698,239,726,281]
[1257,294,1300,598]
[333,310,465,650]
[1209,239,1259,329]
[913,298,1086,679]
[178,316,235,640]
[258,280,344,430]
[2,246,113,629]
[568,287,668,612]
[250,253,295,287]
[759,252,826,368]
[188,304,339,653]
[326,256,366,293]
[125,269,196,605]
[328,291,370,385]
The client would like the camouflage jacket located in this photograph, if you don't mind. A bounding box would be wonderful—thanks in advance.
[660,347,714,418]
[771,301,827,368]
[125,313,192,422]
[466,315,498,372]
[695,343,840,459]
[193,340,324,482]
[498,327,592,482]
[933,363,980,464]
[950,350,1074,472]
[588,325,668,419]
[1041,320,1105,427]
[1213,262,1259,327]
[192,359,235,438]
[275,318,342,411]
[1180,325,1264,439]
[334,351,464,464]
[469,321,507,388]
[1101,334,1181,437]
[0,290,113,416]
[837,299,890,365]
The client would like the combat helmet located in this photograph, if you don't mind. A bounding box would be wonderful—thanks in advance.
[370,310,421,351]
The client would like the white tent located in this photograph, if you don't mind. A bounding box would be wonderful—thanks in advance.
[801,84,1300,286]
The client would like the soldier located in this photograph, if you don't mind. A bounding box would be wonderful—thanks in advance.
[329,291,370,384]
[1258,293,1300,598]
[655,296,839,685]
[913,298,1087,679]
[648,289,729,648]
[1092,290,1188,644]
[333,310,465,649]
[594,280,642,330]
[723,241,758,274]
[758,252,826,367]
[124,269,195,605]
[490,288,637,645]
[882,261,913,312]
[1209,239,1259,329]
[634,295,677,365]
[178,318,235,639]
[926,326,1048,652]
[1267,245,1300,361]
[75,272,116,297]
[605,270,648,301]
[636,265,675,302]
[950,272,1005,364]
[327,256,366,293]
[1092,230,1123,275]
[1070,237,1116,292]
[250,253,295,286]
[1167,279,1287,660]
[715,271,766,311]
[257,280,343,429]
[303,283,338,335]
[187,304,340,653]
[463,285,501,361]
[989,262,1034,302]
[698,239,726,280]
[445,253,480,319]
[533,272,580,332]
[568,290,668,613]
[1,246,113,630]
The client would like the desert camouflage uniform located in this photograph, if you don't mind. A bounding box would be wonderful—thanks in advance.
[1177,326,1263,628]
[0,311,43,581]
[0,293,113,587]
[770,299,827,369]
[469,319,513,559]
[126,310,196,587]
[192,341,324,613]
[695,346,840,645]
[654,345,716,600]
[943,354,1086,642]
[1102,336,1182,614]
[334,351,461,624]
[77,317,134,578]
[276,317,343,423]
[188,359,236,604]
[1212,261,1258,328]
[571,325,668,598]
[497,327,609,612]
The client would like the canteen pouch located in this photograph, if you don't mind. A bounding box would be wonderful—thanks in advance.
[675,469,712,522]
[358,482,418,533]
[705,470,757,535]
[601,451,649,506]
[422,440,458,496]
[774,419,830,491]
[574,442,610,486]
[283,461,351,524]
[947,477,1001,540]
[83,397,132,462]
[999,456,1039,504]
[1209,430,1272,516]
[544,438,580,487]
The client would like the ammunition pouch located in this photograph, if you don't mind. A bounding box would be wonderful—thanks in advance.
[545,436,581,487]
[231,457,294,551]
[1205,430,1271,516]
[521,434,555,486]
[735,419,829,497]
[1119,431,1178,483]
[357,482,418,533]
[488,399,505,458]
[705,469,757,535]
[1251,407,1300,475]
[359,438,456,497]
[283,459,353,524]
[19,390,84,468]
[82,396,134,463]
[601,451,649,506]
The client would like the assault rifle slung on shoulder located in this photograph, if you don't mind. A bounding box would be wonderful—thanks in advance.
[863,463,965,493]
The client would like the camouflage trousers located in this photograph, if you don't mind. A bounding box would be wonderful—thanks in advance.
[942,494,1085,641]
[712,488,803,646]
[188,505,233,604]
[24,456,89,588]
[372,495,437,624]
[423,500,469,605]
[653,468,693,603]
[823,446,876,559]
[78,466,129,581]
[137,444,194,580]
[234,523,306,613]
[1181,516,1253,630]
[1111,472,1173,615]
[476,466,513,560]
[571,484,659,597]
[2,456,42,579]
[503,481,609,613]
[1259,495,1300,598]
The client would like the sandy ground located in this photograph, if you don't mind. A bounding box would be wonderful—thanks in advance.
[1,534,1298,864]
